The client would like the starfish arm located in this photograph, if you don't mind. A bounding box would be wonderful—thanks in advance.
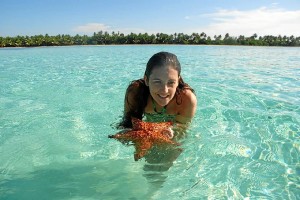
[134,140,152,161]
[149,134,179,145]
[131,117,172,131]
[109,130,146,140]
[108,118,180,161]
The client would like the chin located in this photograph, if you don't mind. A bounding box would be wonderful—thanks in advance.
[158,101,169,107]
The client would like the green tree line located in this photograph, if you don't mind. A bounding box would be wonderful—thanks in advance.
[1,32,299,47]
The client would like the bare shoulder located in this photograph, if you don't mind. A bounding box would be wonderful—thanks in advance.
[126,80,142,99]
[176,89,197,123]
[181,89,197,107]
[126,82,137,98]
[124,79,144,111]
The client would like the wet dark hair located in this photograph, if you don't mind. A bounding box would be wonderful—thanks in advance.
[118,52,195,128]
[144,51,181,79]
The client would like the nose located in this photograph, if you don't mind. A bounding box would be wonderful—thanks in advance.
[160,83,168,93]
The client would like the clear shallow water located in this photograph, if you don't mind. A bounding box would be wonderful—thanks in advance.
[0,45,299,199]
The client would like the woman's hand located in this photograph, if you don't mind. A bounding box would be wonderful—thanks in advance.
[161,127,174,139]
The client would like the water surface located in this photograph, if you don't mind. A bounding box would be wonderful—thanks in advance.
[0,45,299,199]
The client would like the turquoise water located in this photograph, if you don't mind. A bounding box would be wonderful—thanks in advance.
[0,45,299,199]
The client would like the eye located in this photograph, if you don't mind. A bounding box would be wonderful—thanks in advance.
[152,80,161,84]
[168,81,176,86]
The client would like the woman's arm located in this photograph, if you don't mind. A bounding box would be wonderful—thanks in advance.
[120,83,138,128]
[171,89,197,139]
[175,89,197,124]
[119,79,147,128]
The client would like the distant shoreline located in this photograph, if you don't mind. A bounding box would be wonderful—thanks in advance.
[1,32,300,47]
[1,44,300,49]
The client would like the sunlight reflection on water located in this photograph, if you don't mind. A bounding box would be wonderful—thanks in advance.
[0,45,299,199]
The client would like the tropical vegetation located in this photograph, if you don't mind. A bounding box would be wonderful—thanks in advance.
[1,32,299,47]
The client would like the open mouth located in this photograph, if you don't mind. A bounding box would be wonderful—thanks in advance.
[158,94,169,99]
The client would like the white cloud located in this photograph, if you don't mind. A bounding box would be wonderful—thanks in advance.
[199,7,300,37]
[73,23,111,33]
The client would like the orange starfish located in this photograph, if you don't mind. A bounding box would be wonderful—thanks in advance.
[108,117,180,161]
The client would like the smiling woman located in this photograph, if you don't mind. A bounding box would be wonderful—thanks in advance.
[118,51,197,131]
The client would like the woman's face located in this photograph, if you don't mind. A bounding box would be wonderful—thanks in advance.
[145,65,179,107]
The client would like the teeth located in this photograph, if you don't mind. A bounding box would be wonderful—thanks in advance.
[158,94,168,98]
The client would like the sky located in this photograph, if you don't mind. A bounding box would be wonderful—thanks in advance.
[1,0,300,37]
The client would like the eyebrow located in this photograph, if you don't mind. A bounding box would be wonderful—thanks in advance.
[151,78,177,82]
[151,78,161,81]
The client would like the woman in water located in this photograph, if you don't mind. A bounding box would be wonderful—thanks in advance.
[118,51,197,137]
[117,52,196,183]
